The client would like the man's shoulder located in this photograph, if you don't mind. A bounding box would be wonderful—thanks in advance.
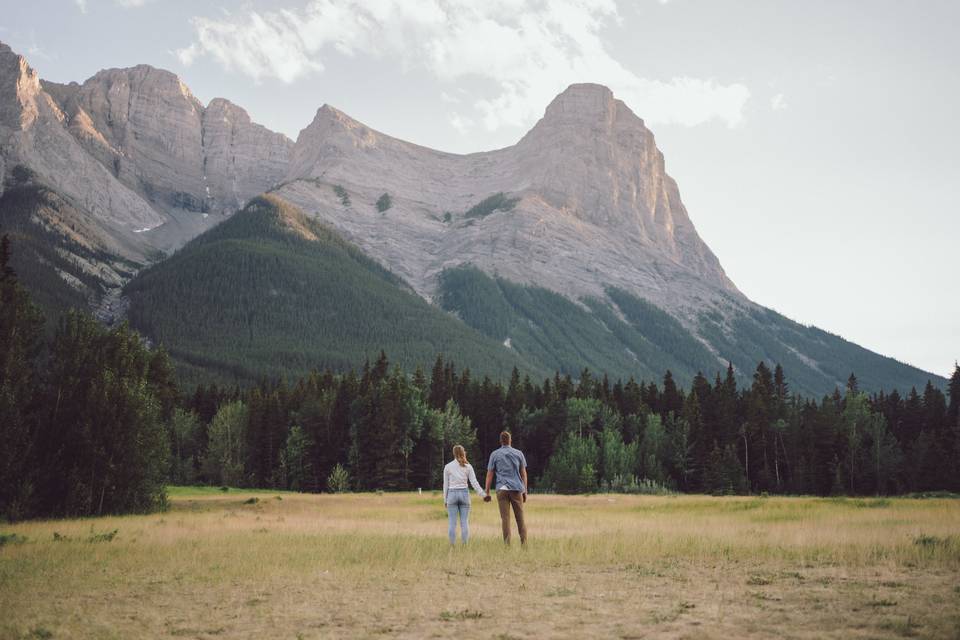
[488,448,507,464]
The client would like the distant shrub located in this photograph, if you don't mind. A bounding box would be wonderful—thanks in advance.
[440,610,484,621]
[376,193,392,213]
[464,192,519,219]
[88,529,118,543]
[442,211,452,223]
[51,529,118,543]
[0,532,27,547]
[913,534,952,547]
[328,463,350,493]
[333,185,350,206]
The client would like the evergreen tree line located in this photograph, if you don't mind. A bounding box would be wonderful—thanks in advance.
[3,234,959,520]
[176,354,960,498]
[0,236,172,520]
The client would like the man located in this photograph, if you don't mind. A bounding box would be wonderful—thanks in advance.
[484,431,528,545]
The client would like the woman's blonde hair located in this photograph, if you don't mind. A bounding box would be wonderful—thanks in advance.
[452,445,468,467]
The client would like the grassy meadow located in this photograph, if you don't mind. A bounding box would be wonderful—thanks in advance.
[1,489,959,639]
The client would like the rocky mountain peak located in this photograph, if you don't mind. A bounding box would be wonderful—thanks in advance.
[540,83,619,125]
[0,42,43,132]
[87,64,202,111]
[287,104,386,181]
[300,103,378,145]
[513,84,719,275]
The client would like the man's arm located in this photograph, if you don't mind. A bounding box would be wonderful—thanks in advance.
[484,470,494,495]
[521,466,528,501]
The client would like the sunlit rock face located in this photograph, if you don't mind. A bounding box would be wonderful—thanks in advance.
[0,43,165,236]
[1,40,294,259]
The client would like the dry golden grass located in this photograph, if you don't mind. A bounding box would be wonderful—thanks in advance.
[2,489,959,639]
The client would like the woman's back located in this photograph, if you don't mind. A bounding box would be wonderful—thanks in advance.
[443,459,484,499]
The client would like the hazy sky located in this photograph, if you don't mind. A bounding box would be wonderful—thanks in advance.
[3,0,958,378]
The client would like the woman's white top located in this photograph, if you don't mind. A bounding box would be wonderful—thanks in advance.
[442,460,486,504]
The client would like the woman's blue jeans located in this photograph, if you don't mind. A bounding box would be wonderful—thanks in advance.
[446,489,471,544]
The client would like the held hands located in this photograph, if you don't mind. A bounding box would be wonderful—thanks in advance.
[483,493,492,502]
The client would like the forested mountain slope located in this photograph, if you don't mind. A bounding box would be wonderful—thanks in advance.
[124,195,533,384]
[437,266,941,397]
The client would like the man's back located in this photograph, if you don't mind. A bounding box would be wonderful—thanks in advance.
[487,445,527,492]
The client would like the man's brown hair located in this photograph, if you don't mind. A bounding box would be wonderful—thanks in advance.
[500,431,512,446]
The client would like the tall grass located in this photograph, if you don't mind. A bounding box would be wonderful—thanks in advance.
[2,490,958,639]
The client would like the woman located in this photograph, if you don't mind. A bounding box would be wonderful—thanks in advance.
[443,445,487,545]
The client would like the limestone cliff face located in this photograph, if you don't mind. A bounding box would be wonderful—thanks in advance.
[60,65,208,211]
[202,98,293,210]
[0,43,165,239]
[276,84,740,317]
[513,84,734,292]
[44,67,294,216]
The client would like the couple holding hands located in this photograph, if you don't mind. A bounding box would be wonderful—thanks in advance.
[441,431,527,546]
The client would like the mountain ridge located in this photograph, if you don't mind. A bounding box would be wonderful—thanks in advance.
[0,40,946,394]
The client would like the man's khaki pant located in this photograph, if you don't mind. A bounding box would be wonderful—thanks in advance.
[496,490,527,544]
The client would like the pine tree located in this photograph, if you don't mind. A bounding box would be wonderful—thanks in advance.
[0,235,45,519]
[661,371,681,418]
[948,364,960,490]
[846,373,859,395]
[428,354,448,409]
[948,364,960,429]
[147,348,179,422]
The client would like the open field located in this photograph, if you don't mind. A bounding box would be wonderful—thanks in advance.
[2,489,959,639]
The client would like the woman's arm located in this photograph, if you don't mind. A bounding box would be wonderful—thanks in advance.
[467,465,485,497]
[442,464,450,505]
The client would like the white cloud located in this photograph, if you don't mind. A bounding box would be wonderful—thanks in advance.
[770,92,788,111]
[115,0,151,6]
[75,0,88,14]
[449,113,475,133]
[177,0,750,131]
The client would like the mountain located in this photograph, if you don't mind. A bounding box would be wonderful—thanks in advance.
[0,42,292,325]
[124,194,531,384]
[0,41,945,395]
[277,85,734,311]
[271,83,941,395]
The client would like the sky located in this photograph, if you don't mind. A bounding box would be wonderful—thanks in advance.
[3,0,958,378]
